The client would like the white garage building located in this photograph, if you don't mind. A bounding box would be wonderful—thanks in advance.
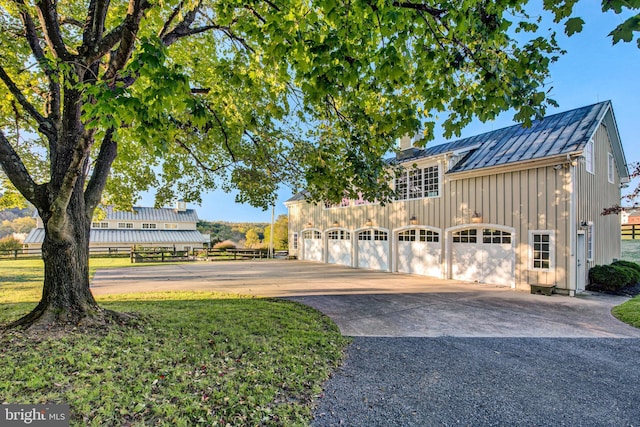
[286,102,629,295]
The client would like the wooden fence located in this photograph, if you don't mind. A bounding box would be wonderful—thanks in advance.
[622,224,640,240]
[2,246,287,262]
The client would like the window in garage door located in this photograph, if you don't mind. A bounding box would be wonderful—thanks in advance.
[328,230,350,240]
[398,229,439,242]
[303,230,321,239]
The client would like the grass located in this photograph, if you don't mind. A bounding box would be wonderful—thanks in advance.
[613,295,640,329]
[0,259,349,426]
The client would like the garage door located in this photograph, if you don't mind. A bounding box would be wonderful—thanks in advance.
[357,229,389,271]
[302,230,323,262]
[327,230,351,266]
[396,229,441,277]
[451,228,514,286]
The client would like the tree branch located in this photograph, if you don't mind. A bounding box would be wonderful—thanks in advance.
[14,0,61,126]
[175,139,232,173]
[392,1,446,17]
[103,0,152,81]
[0,130,41,206]
[85,129,117,212]
[35,0,72,59]
[0,65,54,138]
[82,0,111,53]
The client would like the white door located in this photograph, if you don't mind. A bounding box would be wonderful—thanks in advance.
[327,230,351,266]
[357,230,389,271]
[576,232,586,292]
[451,228,514,286]
[396,229,441,277]
[302,230,323,262]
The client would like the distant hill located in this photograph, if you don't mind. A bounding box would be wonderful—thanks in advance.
[0,207,35,222]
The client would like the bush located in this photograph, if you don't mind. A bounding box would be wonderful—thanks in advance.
[0,236,22,251]
[588,261,640,292]
[213,240,236,250]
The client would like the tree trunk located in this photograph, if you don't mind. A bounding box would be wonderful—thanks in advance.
[8,187,102,330]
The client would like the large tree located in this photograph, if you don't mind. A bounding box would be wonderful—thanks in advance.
[0,0,627,330]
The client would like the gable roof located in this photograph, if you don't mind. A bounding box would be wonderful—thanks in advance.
[401,101,629,180]
[105,207,200,222]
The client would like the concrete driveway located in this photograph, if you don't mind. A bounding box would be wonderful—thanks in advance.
[91,260,640,338]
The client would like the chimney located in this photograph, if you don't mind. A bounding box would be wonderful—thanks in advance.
[175,201,187,212]
[399,135,413,151]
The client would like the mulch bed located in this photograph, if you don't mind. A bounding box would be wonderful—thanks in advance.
[587,282,640,297]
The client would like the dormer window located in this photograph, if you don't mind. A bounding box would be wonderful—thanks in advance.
[142,223,157,229]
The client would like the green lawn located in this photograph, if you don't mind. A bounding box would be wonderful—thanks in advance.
[0,259,348,426]
[613,295,640,329]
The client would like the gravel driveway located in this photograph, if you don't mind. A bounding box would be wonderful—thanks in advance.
[313,337,640,426]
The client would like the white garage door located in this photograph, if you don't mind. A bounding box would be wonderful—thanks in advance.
[357,229,389,271]
[396,229,441,277]
[451,228,514,286]
[302,230,323,262]
[327,230,351,266]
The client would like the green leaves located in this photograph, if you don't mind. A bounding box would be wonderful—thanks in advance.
[564,17,584,36]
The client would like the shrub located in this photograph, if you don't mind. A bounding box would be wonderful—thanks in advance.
[0,236,22,251]
[213,240,236,250]
[588,261,640,292]
[612,259,640,274]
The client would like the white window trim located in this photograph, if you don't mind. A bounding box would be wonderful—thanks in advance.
[395,163,440,200]
[587,224,594,261]
[584,138,594,175]
[528,230,555,271]
[292,232,298,250]
[607,152,615,184]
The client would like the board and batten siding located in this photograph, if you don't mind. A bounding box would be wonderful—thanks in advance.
[288,160,573,291]
[574,124,622,269]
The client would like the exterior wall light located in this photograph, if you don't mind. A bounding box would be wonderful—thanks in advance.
[332,221,340,227]
[306,221,313,228]
[409,215,418,225]
[365,218,373,227]
[471,212,482,223]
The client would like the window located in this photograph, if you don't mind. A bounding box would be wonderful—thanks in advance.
[529,231,554,270]
[374,230,388,241]
[92,222,108,228]
[394,174,408,200]
[360,230,389,241]
[165,223,178,229]
[395,165,439,200]
[608,153,615,184]
[303,230,321,239]
[358,231,372,241]
[142,223,157,229]
[327,230,350,240]
[584,138,594,174]
[453,229,477,243]
[587,224,594,260]
[324,198,351,209]
[118,222,133,229]
[292,233,298,250]
[398,229,438,242]
[482,229,511,244]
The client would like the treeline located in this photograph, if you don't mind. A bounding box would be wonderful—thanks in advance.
[197,215,288,250]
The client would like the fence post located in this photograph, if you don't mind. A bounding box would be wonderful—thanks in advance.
[13,249,18,260]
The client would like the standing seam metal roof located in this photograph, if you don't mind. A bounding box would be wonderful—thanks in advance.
[23,228,208,244]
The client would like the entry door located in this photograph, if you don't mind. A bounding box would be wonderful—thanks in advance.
[576,233,586,292]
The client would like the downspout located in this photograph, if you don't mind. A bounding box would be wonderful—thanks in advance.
[568,157,577,296]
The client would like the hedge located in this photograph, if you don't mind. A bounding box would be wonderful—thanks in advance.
[588,260,640,292]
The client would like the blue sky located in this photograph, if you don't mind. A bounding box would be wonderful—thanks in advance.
[151,3,639,222]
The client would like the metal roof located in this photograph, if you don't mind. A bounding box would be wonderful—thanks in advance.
[285,101,629,204]
[104,207,200,222]
[24,228,209,245]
